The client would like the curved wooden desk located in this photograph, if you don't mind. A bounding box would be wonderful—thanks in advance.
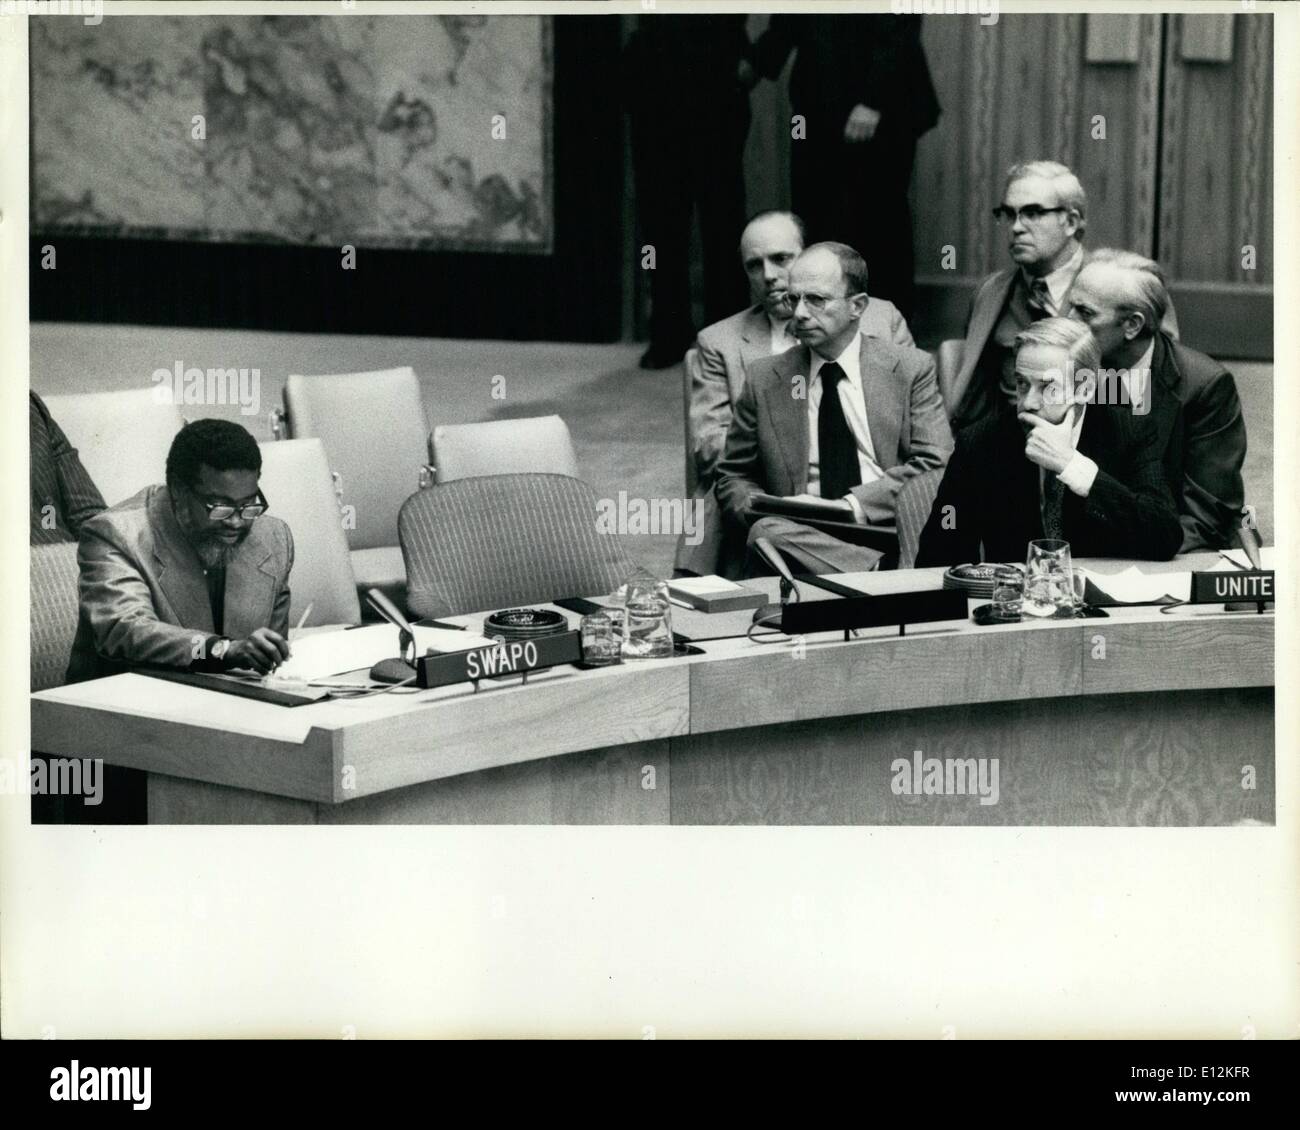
[30,556,1274,825]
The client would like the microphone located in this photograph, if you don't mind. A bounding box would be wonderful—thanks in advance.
[751,536,800,627]
[1237,512,1263,571]
[364,588,419,683]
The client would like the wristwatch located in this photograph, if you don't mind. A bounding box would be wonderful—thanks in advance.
[210,637,232,666]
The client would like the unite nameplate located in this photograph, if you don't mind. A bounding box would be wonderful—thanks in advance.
[1190,570,1275,605]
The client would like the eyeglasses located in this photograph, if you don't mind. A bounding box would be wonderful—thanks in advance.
[789,291,856,312]
[992,204,1068,226]
[195,489,269,521]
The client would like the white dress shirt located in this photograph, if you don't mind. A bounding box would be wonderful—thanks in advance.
[1021,242,1084,316]
[806,331,884,522]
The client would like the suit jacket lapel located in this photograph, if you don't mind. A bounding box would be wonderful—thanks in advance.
[957,269,1016,392]
[738,306,771,385]
[768,347,811,492]
[859,335,901,463]
[1147,332,1181,455]
[223,532,278,640]
[149,487,214,635]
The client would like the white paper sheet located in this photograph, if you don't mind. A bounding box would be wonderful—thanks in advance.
[266,624,497,682]
[1213,546,1275,571]
[1090,567,1191,604]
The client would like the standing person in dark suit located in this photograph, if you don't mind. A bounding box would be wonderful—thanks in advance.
[918,318,1183,566]
[1065,249,1247,552]
[752,13,941,321]
[624,15,756,369]
[30,390,106,545]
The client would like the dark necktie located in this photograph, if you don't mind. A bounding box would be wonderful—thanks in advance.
[1041,472,1065,540]
[817,361,861,501]
[1027,276,1052,321]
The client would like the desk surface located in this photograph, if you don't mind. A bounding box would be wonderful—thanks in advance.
[31,554,1275,807]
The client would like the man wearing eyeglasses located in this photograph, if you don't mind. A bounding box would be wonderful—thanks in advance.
[716,242,952,575]
[67,418,294,684]
[946,160,1178,430]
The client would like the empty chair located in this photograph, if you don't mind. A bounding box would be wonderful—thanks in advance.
[431,414,580,483]
[256,439,361,628]
[31,541,82,691]
[42,389,185,506]
[399,473,636,619]
[934,339,967,418]
[283,366,432,603]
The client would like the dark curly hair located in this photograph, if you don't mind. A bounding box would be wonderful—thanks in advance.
[165,418,262,489]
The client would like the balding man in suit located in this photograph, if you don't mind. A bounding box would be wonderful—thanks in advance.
[716,242,951,575]
[677,210,913,576]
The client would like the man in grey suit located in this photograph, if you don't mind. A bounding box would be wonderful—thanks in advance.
[67,418,294,684]
[716,242,952,575]
[946,160,1177,430]
[677,210,913,576]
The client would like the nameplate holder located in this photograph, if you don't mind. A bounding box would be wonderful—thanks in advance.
[1190,570,1274,609]
[780,589,968,638]
[416,630,584,690]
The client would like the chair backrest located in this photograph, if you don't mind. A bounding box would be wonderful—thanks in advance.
[283,367,429,551]
[935,339,966,417]
[432,415,579,483]
[896,467,946,570]
[42,389,184,506]
[31,541,82,691]
[256,439,361,627]
[682,347,702,496]
[399,473,637,619]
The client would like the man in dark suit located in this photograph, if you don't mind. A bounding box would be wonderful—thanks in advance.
[946,161,1179,429]
[68,418,294,684]
[753,13,940,319]
[30,390,106,545]
[1065,249,1247,552]
[624,14,756,368]
[676,210,914,577]
[919,318,1183,566]
[716,242,952,575]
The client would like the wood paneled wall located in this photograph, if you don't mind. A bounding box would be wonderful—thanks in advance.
[738,12,1273,356]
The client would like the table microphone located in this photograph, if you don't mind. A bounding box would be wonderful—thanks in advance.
[364,588,418,683]
[751,536,801,627]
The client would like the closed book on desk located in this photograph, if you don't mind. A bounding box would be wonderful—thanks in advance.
[667,575,766,613]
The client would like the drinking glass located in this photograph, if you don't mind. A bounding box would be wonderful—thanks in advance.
[991,577,1024,621]
[580,612,621,666]
[1023,539,1075,618]
[617,568,674,659]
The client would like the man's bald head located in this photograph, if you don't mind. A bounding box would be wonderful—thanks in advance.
[739,211,805,318]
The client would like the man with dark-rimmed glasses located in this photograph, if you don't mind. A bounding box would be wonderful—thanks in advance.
[67,418,294,684]
[945,159,1178,429]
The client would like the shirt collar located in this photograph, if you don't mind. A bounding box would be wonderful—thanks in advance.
[1022,241,1083,311]
[810,330,863,387]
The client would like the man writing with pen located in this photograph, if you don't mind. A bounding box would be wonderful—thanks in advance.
[67,419,295,683]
